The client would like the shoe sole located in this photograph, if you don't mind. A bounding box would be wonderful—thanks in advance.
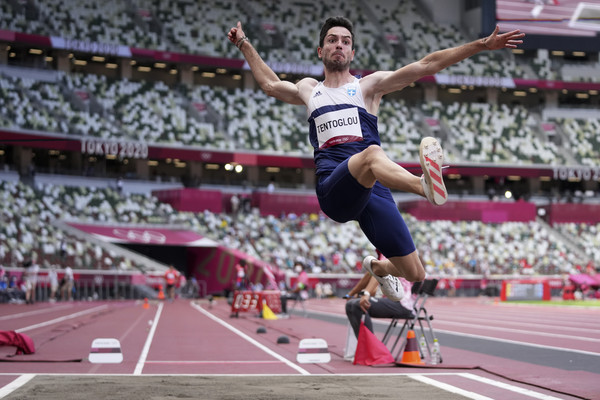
[419,137,447,206]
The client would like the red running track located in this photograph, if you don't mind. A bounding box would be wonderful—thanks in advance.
[0,297,599,399]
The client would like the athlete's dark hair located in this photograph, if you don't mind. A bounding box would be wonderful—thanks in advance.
[319,16,355,49]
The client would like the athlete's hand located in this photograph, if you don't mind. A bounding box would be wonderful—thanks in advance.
[228,21,246,46]
[482,25,525,50]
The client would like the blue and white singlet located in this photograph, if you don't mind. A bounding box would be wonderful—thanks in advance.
[307,77,380,176]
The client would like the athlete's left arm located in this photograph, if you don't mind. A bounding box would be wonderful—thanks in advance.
[363,26,524,99]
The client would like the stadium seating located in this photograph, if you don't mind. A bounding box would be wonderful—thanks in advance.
[421,101,566,165]
[377,99,423,161]
[549,117,600,166]
[0,75,64,133]
[531,49,556,81]
[1,179,595,276]
[554,223,600,268]
[0,1,46,36]
[368,0,524,78]
[0,180,173,270]
[4,0,598,81]
[4,68,597,165]
[410,216,578,276]
[561,62,600,83]
[1,0,531,76]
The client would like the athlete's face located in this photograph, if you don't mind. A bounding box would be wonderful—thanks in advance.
[318,26,354,72]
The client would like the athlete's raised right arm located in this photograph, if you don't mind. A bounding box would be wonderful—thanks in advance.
[228,21,311,105]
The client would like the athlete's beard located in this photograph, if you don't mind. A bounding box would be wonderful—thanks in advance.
[322,55,350,73]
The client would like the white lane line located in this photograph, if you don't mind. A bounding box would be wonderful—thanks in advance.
[459,373,566,400]
[439,314,600,334]
[190,302,310,375]
[15,305,108,333]
[409,375,494,400]
[299,308,600,357]
[437,320,600,343]
[433,328,600,357]
[134,302,163,375]
[0,374,36,399]
[0,305,73,321]
[145,360,283,364]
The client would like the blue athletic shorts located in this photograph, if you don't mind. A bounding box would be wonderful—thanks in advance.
[316,159,416,258]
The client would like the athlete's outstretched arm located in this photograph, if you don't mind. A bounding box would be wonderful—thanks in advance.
[228,21,305,105]
[364,25,525,97]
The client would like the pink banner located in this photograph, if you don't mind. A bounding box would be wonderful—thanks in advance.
[548,203,600,224]
[0,130,81,152]
[514,78,600,91]
[0,29,16,42]
[252,192,322,216]
[153,188,223,213]
[129,47,245,69]
[402,200,537,222]
[569,274,597,286]
[67,223,217,246]
[13,31,52,47]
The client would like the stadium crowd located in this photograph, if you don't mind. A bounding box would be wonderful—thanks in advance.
[1,180,596,279]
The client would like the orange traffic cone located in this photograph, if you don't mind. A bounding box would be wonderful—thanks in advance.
[400,330,425,365]
[157,285,165,301]
[143,298,149,309]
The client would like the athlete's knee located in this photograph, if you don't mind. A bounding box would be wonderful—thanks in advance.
[404,268,426,282]
[390,254,425,282]
[349,145,384,187]
[362,145,385,163]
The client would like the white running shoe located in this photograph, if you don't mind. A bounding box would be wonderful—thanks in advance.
[362,256,405,302]
[419,137,447,206]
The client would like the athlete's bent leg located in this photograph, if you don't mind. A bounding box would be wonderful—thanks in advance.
[348,145,424,195]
